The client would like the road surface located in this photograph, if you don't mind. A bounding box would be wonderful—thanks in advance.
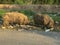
[0,30,60,45]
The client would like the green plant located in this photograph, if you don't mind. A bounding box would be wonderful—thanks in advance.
[20,10,35,16]
[0,9,6,18]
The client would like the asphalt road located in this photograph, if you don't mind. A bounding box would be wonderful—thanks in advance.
[0,30,60,45]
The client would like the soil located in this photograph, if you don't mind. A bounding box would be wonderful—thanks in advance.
[0,25,60,45]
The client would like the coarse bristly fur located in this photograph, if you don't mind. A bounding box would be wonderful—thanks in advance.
[2,12,30,27]
[33,13,54,31]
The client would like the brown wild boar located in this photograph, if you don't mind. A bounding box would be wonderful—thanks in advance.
[33,14,54,31]
[2,12,30,27]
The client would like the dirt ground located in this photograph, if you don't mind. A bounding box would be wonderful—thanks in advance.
[0,25,60,45]
[0,29,60,45]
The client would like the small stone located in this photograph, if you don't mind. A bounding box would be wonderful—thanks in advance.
[45,29,50,32]
[8,26,13,28]
[2,26,6,29]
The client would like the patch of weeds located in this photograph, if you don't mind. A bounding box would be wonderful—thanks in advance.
[0,9,6,18]
[19,9,35,16]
